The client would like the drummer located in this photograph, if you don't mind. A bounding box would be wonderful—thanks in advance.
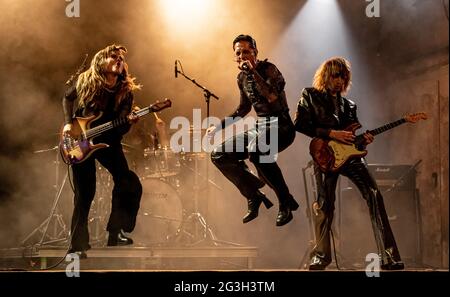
[122,108,170,174]
[154,112,170,149]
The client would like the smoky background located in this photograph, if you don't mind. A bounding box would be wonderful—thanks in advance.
[0,0,447,269]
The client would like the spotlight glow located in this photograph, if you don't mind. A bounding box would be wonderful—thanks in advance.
[275,0,353,61]
[158,0,214,31]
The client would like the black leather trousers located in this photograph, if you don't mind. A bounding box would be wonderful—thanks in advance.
[211,114,295,206]
[310,158,402,265]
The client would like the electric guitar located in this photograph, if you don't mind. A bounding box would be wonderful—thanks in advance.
[309,112,427,173]
[60,98,172,165]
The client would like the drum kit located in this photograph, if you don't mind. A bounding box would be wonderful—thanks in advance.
[23,132,225,248]
[127,126,224,247]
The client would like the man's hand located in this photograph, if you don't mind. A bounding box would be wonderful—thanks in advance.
[329,130,355,144]
[239,60,254,72]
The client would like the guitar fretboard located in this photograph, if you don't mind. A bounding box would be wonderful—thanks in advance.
[369,118,406,136]
[85,106,151,139]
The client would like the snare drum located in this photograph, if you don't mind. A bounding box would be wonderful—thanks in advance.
[143,146,180,178]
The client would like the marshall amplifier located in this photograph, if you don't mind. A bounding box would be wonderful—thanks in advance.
[367,164,417,191]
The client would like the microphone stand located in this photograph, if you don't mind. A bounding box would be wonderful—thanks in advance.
[174,61,238,247]
[175,61,219,119]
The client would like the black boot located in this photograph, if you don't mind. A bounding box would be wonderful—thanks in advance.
[308,253,331,270]
[381,247,404,270]
[68,243,90,259]
[381,261,404,270]
[276,196,299,226]
[68,249,88,259]
[243,191,274,223]
[107,230,134,246]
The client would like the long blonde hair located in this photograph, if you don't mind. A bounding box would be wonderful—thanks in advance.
[313,57,352,94]
[76,44,142,109]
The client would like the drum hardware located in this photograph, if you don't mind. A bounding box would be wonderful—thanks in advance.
[121,142,136,154]
[143,146,181,178]
[179,152,222,191]
[21,147,119,248]
[22,146,70,247]
[167,152,241,247]
[88,165,112,246]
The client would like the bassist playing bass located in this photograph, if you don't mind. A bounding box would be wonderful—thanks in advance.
[294,57,404,270]
[62,44,142,258]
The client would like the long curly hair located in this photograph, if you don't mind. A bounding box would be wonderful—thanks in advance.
[76,44,142,110]
[312,57,352,94]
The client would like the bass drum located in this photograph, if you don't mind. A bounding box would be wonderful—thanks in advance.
[133,179,183,246]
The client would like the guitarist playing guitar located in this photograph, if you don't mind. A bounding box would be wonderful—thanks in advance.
[294,57,425,270]
[309,112,427,173]
[61,44,171,258]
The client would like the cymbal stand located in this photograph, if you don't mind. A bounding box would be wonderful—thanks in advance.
[21,146,70,247]
[171,155,240,246]
[88,164,110,246]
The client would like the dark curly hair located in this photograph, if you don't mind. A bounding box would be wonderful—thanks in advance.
[232,34,258,53]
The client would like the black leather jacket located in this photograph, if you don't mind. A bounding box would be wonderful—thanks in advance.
[218,60,290,130]
[294,88,359,138]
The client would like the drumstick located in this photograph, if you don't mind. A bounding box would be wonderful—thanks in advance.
[153,112,161,121]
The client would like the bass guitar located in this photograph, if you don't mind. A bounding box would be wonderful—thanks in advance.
[60,98,172,165]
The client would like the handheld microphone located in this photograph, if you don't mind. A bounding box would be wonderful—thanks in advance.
[175,60,178,78]
[241,63,249,71]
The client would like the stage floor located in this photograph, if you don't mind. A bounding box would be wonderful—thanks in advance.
[0,245,445,272]
[0,245,259,271]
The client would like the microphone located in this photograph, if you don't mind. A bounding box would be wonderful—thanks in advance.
[175,60,178,78]
[241,63,249,71]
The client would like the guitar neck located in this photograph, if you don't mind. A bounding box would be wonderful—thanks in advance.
[368,118,406,136]
[85,106,151,139]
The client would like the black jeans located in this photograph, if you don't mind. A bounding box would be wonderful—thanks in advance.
[310,157,402,265]
[70,143,142,251]
[211,113,296,205]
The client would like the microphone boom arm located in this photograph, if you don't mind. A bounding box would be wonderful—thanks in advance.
[174,60,219,100]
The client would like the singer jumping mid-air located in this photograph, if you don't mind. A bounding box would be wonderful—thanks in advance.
[207,34,299,226]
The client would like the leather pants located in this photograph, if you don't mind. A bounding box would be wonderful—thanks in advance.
[310,158,402,265]
[211,114,295,206]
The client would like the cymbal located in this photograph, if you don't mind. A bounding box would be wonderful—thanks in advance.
[169,126,207,135]
[180,151,209,158]
[121,142,136,149]
[33,146,59,153]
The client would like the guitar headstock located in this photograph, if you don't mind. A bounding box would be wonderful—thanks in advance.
[150,98,172,112]
[404,112,428,123]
